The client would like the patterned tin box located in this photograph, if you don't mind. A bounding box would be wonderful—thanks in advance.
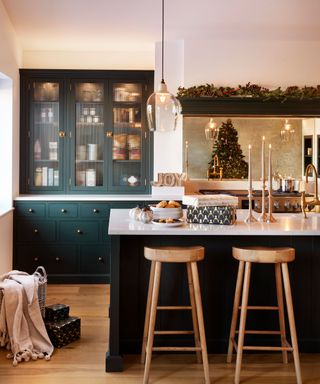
[45,303,70,322]
[183,194,238,225]
[45,316,81,348]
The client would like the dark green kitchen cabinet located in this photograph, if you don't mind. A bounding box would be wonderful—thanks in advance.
[20,70,154,194]
[13,200,144,283]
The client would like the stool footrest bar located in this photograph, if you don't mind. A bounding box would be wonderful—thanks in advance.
[243,346,294,351]
[154,330,194,335]
[152,347,202,352]
[156,306,192,310]
[235,330,281,335]
[239,306,279,310]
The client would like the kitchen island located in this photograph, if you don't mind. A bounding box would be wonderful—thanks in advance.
[106,209,320,371]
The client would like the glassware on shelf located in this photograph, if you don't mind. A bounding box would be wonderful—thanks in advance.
[90,108,96,116]
[48,108,54,123]
[76,170,86,186]
[77,145,86,160]
[34,167,42,186]
[87,144,98,161]
[34,139,41,160]
[87,115,93,124]
[49,142,58,160]
[83,108,89,116]
[85,169,96,186]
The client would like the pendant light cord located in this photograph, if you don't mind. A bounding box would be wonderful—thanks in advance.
[161,0,165,83]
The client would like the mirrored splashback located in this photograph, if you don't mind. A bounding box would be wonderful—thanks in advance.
[183,117,307,180]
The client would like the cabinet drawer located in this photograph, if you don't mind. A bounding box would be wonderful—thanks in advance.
[15,245,77,274]
[79,245,110,274]
[15,202,46,217]
[59,221,99,242]
[16,220,56,242]
[49,203,78,218]
[80,203,109,218]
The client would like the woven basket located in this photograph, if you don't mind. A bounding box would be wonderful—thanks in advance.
[0,266,47,318]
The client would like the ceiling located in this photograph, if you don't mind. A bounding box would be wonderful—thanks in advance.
[3,0,320,53]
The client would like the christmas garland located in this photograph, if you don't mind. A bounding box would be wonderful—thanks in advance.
[177,83,320,102]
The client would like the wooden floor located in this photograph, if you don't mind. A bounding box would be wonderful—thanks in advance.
[0,284,320,383]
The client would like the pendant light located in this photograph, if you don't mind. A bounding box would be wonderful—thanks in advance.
[205,118,219,141]
[146,0,181,132]
[280,119,295,142]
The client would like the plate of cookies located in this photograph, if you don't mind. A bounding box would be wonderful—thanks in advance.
[152,218,185,227]
[150,200,183,219]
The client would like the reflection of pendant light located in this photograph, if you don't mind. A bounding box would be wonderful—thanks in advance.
[280,119,295,142]
[205,118,219,141]
[146,0,181,132]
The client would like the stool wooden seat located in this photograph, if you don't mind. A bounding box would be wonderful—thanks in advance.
[141,246,210,384]
[227,246,302,384]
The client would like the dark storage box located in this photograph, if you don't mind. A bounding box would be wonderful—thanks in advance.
[186,205,236,225]
[45,316,81,348]
[45,304,70,322]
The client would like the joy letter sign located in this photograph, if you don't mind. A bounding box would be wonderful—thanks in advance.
[151,173,187,187]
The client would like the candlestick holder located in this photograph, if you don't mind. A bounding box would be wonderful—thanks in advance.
[267,190,277,223]
[258,178,268,222]
[244,189,257,223]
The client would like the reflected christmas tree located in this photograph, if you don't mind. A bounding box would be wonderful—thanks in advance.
[209,119,248,179]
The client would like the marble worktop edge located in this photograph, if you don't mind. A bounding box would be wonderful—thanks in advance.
[108,208,320,236]
[14,194,183,202]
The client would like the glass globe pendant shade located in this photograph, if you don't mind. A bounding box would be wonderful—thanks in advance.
[146,80,182,132]
[205,118,219,141]
[280,119,295,142]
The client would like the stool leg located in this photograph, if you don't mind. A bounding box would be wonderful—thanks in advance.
[275,263,288,364]
[141,260,156,364]
[235,261,251,384]
[191,261,210,384]
[186,262,202,364]
[143,261,162,384]
[281,263,302,384]
[227,260,245,363]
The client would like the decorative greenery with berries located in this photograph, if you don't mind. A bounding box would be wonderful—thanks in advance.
[177,83,320,102]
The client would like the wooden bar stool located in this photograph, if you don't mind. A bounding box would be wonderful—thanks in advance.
[227,246,302,384]
[141,246,210,384]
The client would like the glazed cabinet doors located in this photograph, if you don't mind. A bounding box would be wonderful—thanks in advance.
[20,70,153,194]
[26,79,65,192]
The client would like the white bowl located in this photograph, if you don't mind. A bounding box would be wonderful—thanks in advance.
[150,205,183,219]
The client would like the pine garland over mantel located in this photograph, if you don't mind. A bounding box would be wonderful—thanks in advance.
[177,83,320,102]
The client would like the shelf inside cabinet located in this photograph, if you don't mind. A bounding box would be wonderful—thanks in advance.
[112,159,141,163]
[76,160,104,163]
[34,159,59,162]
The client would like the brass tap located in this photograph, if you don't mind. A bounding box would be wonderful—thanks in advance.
[302,163,320,218]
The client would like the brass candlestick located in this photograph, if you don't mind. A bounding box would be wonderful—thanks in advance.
[185,140,189,180]
[267,144,276,223]
[245,144,257,223]
[258,177,268,222]
[207,155,223,180]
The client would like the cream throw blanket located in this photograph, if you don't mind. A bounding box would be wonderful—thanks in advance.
[0,270,54,365]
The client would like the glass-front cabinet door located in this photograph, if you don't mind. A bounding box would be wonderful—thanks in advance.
[70,81,106,191]
[29,81,64,191]
[109,82,146,191]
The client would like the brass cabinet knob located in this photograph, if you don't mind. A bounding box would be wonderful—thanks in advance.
[77,229,82,234]
[93,208,99,213]
[34,229,39,233]
[61,208,67,213]
[106,131,113,137]
[34,257,39,262]
[59,131,66,138]
[55,257,60,262]
[28,208,33,213]
[98,257,103,262]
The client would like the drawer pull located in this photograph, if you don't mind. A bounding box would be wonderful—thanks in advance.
[28,208,34,213]
[98,257,103,262]
[77,229,82,234]
[93,208,99,213]
[55,257,60,262]
[34,229,39,234]
[61,208,67,213]
[34,257,39,262]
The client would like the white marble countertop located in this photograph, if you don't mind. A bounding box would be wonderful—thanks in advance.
[14,194,182,201]
[108,209,320,236]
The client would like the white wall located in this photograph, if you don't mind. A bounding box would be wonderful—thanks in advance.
[184,39,320,87]
[0,0,21,273]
